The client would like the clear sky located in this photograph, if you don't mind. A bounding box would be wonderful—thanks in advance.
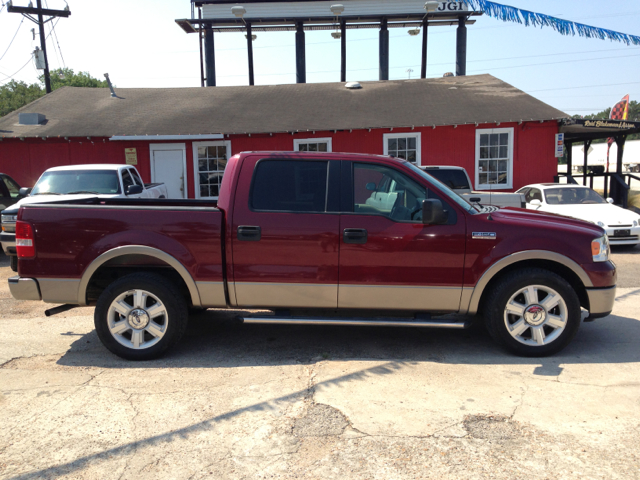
[1,0,639,117]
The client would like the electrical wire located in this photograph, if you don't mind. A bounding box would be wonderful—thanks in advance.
[0,17,25,63]
[0,57,33,84]
[44,0,66,68]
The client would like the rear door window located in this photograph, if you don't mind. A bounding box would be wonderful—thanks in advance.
[251,160,328,213]
[1,175,21,198]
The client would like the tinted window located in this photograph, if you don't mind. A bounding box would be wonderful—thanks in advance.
[525,188,542,203]
[251,160,328,212]
[130,169,144,186]
[1,175,21,198]
[423,169,470,190]
[31,170,121,195]
[121,169,135,190]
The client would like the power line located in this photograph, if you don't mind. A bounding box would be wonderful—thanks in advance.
[528,82,640,93]
[0,57,33,84]
[44,1,66,68]
[0,17,24,63]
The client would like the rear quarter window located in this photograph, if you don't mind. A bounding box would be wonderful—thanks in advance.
[250,160,328,213]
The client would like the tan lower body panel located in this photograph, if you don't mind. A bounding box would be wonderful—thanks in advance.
[338,284,463,312]
[196,281,227,308]
[38,278,81,304]
[234,282,338,309]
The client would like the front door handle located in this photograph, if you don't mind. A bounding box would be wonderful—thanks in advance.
[237,225,261,242]
[343,228,368,244]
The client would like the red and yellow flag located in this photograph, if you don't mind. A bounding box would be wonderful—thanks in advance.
[607,94,630,171]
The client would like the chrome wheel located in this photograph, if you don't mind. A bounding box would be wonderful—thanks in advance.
[503,284,568,347]
[107,289,169,350]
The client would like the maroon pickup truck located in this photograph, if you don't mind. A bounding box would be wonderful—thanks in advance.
[9,152,616,360]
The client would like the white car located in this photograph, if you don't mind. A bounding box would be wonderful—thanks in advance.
[517,183,640,246]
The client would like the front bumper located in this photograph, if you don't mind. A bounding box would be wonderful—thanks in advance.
[586,285,616,320]
[8,276,42,301]
[605,226,640,245]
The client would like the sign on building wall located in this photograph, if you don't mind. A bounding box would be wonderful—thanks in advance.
[555,133,564,158]
[125,148,138,165]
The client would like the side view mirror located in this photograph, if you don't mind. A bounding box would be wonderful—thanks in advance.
[606,198,614,204]
[365,182,377,191]
[422,199,448,225]
[530,199,541,206]
[126,184,143,195]
[19,187,32,196]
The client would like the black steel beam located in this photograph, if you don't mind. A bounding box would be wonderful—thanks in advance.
[566,141,573,175]
[204,27,216,87]
[456,16,467,76]
[379,18,389,81]
[340,19,346,82]
[583,140,591,185]
[421,18,428,79]
[7,4,70,17]
[247,23,255,86]
[295,22,306,83]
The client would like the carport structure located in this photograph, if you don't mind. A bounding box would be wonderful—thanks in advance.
[559,118,640,208]
[175,0,483,86]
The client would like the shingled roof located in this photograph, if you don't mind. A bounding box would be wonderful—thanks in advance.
[0,74,568,139]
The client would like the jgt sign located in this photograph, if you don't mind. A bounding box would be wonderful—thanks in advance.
[437,1,468,11]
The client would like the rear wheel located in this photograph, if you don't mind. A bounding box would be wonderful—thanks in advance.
[94,273,188,360]
[484,269,581,357]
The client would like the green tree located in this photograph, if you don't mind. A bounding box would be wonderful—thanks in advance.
[0,68,109,117]
[0,80,44,117]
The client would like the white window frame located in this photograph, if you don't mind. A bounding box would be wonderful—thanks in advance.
[383,132,422,165]
[293,137,333,153]
[150,143,188,198]
[192,140,232,199]
[475,127,514,190]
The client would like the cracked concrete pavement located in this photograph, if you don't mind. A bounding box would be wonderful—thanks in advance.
[1,248,640,479]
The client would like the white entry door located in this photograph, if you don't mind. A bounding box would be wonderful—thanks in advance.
[150,144,187,199]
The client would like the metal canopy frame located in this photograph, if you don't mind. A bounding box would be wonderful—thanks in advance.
[558,118,640,207]
[176,3,481,88]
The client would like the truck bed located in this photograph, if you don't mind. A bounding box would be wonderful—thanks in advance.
[17,197,225,305]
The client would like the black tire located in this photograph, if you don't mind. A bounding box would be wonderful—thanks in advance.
[94,273,188,360]
[10,255,17,272]
[484,268,581,357]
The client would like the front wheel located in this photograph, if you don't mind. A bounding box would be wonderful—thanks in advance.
[484,268,581,357]
[94,273,188,360]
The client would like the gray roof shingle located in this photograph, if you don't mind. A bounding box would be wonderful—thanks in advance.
[0,74,568,138]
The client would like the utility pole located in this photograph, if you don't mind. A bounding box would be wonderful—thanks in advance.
[7,0,71,94]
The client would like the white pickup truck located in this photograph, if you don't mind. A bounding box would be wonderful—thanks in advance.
[422,166,525,209]
[1,164,168,271]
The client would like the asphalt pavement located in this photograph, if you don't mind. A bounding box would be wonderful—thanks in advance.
[1,249,639,479]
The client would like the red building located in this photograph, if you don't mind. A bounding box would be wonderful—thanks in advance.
[0,74,567,199]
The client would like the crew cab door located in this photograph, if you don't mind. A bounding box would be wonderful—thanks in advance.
[338,161,466,312]
[231,156,341,308]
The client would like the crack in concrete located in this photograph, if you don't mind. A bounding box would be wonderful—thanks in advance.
[117,393,139,480]
[511,384,529,419]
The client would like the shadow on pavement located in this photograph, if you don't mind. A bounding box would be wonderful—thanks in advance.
[57,300,640,370]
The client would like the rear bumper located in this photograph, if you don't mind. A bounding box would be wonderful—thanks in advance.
[586,286,616,319]
[8,276,42,301]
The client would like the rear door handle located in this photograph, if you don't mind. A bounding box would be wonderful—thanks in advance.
[237,226,261,242]
[343,228,368,244]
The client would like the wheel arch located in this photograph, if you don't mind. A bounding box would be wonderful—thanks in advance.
[466,250,592,316]
[78,246,202,307]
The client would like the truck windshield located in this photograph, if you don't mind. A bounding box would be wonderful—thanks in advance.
[31,170,121,195]
[405,163,479,214]
[423,169,471,190]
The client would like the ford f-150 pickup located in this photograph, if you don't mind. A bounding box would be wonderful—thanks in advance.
[8,152,616,360]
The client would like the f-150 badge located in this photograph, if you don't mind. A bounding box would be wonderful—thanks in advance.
[472,232,497,240]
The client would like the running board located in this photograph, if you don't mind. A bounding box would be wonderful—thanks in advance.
[240,316,468,329]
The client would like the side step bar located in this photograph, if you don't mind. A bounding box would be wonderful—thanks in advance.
[240,316,469,329]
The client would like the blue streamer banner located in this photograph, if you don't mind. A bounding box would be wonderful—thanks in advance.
[460,0,640,46]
